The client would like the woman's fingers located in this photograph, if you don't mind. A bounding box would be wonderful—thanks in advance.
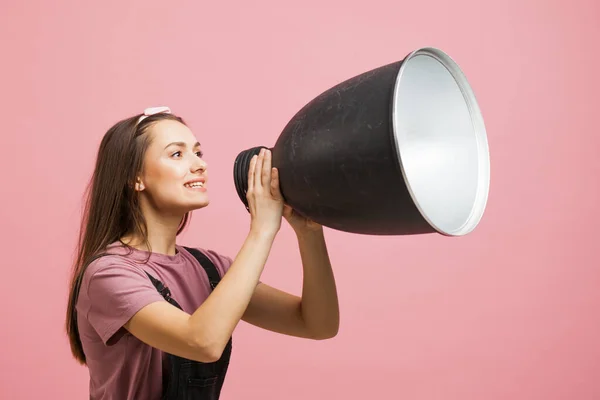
[270,167,282,200]
[261,148,272,188]
[253,149,265,191]
[248,148,281,204]
[247,155,257,189]
[246,155,258,201]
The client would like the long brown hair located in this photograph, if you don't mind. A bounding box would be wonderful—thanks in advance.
[66,111,191,365]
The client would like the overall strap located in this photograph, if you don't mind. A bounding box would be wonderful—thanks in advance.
[145,271,182,309]
[145,271,168,296]
[183,246,222,290]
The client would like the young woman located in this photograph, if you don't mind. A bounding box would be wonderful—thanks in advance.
[65,107,340,400]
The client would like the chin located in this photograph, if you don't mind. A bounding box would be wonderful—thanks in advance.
[188,199,210,211]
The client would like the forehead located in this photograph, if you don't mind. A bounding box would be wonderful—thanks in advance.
[148,119,198,147]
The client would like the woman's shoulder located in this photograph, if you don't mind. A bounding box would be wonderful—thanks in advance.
[178,245,234,277]
[82,244,149,282]
[180,245,232,261]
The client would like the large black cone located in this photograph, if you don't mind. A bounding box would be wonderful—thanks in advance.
[233,47,490,236]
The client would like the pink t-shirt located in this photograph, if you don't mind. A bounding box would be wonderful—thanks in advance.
[75,242,233,400]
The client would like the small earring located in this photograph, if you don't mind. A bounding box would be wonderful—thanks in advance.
[135,182,145,191]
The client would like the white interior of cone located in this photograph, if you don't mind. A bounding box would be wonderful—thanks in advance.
[391,48,490,236]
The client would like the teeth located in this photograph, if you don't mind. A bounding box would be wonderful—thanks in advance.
[185,182,204,188]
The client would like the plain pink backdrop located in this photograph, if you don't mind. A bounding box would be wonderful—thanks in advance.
[1,0,599,399]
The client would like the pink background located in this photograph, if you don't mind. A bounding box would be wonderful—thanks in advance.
[1,0,599,399]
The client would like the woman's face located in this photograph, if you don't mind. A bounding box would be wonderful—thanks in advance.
[137,119,209,214]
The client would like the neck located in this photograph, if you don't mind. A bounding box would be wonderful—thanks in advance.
[122,200,186,256]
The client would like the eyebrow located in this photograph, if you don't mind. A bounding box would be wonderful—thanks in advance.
[164,141,201,149]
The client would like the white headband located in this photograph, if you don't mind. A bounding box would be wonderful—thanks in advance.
[137,106,171,124]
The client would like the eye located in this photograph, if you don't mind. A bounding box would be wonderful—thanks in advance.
[196,151,204,158]
[171,151,182,158]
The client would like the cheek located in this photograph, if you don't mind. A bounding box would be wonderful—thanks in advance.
[145,160,187,189]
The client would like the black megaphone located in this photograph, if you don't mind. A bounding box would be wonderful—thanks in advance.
[233,47,490,237]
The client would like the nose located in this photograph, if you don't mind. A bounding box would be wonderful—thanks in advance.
[192,156,207,173]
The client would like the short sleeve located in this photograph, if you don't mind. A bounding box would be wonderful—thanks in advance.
[83,262,165,344]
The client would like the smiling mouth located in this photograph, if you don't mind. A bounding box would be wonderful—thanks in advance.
[184,182,205,189]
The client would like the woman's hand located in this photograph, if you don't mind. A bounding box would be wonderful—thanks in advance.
[282,205,322,234]
[246,148,284,238]
[261,160,322,234]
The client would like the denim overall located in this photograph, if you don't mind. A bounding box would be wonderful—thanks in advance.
[145,246,233,400]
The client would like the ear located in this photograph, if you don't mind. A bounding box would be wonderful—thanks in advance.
[134,177,145,192]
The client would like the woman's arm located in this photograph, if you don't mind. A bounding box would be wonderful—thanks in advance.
[124,148,285,362]
[242,225,340,340]
[125,229,277,362]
